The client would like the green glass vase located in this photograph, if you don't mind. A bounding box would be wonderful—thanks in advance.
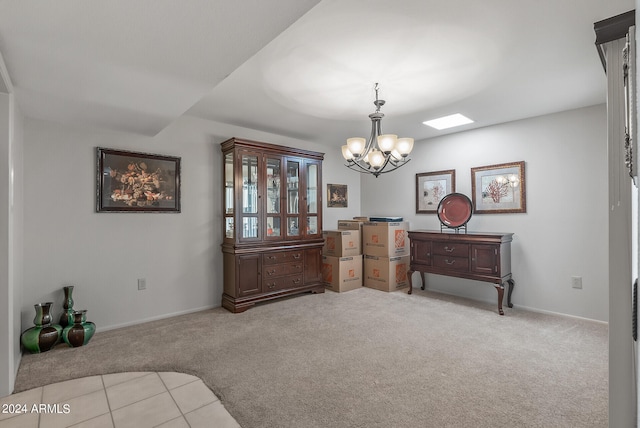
[20,302,62,353]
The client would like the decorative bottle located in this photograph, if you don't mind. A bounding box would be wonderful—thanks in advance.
[59,285,75,328]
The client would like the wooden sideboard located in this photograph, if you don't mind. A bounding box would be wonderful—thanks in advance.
[407,230,514,315]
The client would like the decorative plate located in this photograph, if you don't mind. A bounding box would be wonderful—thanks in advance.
[437,193,473,228]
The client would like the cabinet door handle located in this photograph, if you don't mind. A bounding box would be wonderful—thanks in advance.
[444,246,455,252]
[293,254,301,259]
[445,259,456,265]
[267,283,276,289]
[292,278,301,285]
[267,255,277,260]
[267,269,276,276]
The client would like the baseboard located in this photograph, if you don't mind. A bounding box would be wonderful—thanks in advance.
[512,304,608,325]
[414,286,608,325]
[97,304,219,332]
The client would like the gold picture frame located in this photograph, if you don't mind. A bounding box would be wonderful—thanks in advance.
[471,161,526,214]
[416,169,455,213]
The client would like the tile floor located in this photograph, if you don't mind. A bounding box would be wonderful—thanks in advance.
[0,372,240,428]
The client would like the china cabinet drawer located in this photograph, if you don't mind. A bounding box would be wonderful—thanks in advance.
[263,262,304,278]
[263,250,303,265]
[263,274,304,291]
[433,255,469,271]
[432,242,469,257]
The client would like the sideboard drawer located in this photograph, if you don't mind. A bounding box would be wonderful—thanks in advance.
[432,242,469,257]
[433,255,469,271]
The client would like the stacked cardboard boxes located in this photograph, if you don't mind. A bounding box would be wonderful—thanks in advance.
[322,229,362,292]
[362,221,410,292]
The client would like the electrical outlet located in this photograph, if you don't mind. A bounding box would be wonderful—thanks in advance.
[571,276,582,289]
[137,278,147,291]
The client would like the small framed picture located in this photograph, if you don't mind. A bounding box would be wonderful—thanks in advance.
[96,147,181,213]
[471,161,526,214]
[327,184,348,208]
[416,169,455,213]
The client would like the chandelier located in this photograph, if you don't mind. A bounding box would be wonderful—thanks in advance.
[341,83,413,178]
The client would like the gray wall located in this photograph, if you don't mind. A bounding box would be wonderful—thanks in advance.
[20,115,357,332]
[18,104,608,344]
[361,105,608,321]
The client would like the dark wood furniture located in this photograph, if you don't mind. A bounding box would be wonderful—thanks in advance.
[407,230,514,315]
[221,138,324,313]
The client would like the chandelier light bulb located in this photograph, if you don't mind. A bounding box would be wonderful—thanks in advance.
[377,134,397,154]
[363,152,371,164]
[368,149,385,169]
[396,138,414,156]
[341,145,354,161]
[346,137,366,157]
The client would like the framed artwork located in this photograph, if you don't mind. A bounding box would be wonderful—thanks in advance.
[327,184,348,208]
[416,169,455,213]
[96,147,181,213]
[471,161,526,214]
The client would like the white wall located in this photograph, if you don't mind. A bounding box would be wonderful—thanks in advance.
[21,115,356,332]
[0,91,24,398]
[0,93,10,396]
[9,97,23,395]
[361,105,608,322]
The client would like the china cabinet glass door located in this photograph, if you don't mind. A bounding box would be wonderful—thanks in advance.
[286,159,300,238]
[306,162,319,236]
[266,157,282,239]
[224,152,234,239]
[241,153,259,240]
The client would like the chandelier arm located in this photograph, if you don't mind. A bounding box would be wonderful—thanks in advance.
[371,158,412,176]
[345,162,375,175]
[363,117,378,157]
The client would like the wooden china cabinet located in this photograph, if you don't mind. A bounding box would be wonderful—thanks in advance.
[220,137,325,313]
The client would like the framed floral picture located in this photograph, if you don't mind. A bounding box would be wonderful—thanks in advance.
[96,147,181,213]
[471,161,526,214]
[416,169,455,213]
[327,184,348,208]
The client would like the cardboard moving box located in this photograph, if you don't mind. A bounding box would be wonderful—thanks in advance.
[322,255,363,292]
[323,230,361,257]
[363,222,409,257]
[364,255,410,292]
[337,219,365,233]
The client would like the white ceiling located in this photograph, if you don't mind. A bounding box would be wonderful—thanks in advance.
[0,0,635,145]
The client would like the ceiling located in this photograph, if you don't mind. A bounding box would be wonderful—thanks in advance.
[0,0,635,146]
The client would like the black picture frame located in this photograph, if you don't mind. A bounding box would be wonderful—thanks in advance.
[96,147,181,213]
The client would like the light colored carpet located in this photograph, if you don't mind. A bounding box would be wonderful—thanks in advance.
[14,287,608,428]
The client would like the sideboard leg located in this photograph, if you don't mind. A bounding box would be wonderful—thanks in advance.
[507,279,515,308]
[420,272,426,290]
[494,285,505,315]
[407,270,414,294]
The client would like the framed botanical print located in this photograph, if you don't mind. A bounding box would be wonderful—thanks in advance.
[471,161,526,214]
[416,169,455,213]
